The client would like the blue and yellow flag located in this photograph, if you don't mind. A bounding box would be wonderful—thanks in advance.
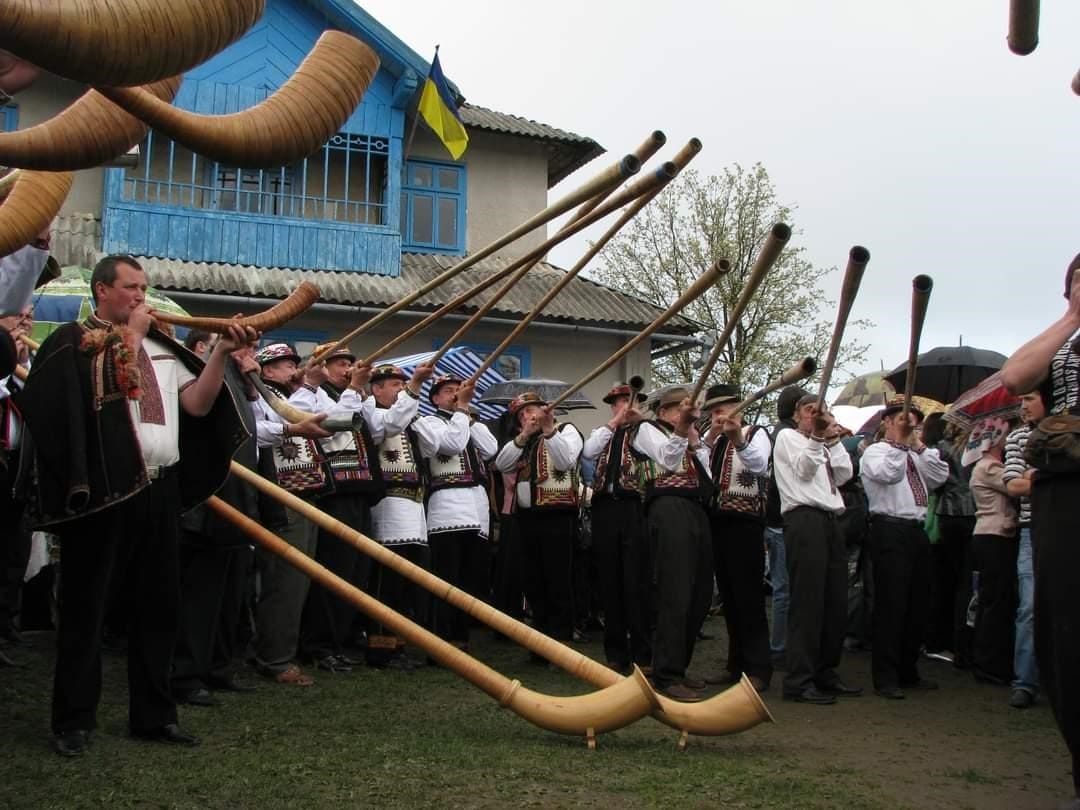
[417,50,468,160]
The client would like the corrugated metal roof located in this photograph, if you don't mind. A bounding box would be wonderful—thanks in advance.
[136,252,696,334]
[459,103,604,187]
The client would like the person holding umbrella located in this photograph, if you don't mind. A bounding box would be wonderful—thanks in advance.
[1000,252,1080,810]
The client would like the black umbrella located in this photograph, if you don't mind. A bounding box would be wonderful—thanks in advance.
[885,345,1008,404]
[478,378,595,412]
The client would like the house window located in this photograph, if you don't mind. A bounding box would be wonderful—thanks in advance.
[1,104,17,132]
[437,341,529,380]
[119,131,389,225]
[402,159,465,254]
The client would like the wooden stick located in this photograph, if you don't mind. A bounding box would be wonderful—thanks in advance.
[307,152,641,366]
[814,246,870,409]
[688,223,792,403]
[467,139,703,383]
[548,258,731,410]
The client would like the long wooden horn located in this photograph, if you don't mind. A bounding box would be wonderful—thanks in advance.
[467,139,703,384]
[688,224,792,403]
[728,357,818,419]
[226,462,772,741]
[1072,68,1080,96]
[425,162,680,369]
[0,77,181,171]
[548,258,731,411]
[0,169,73,257]
[814,245,870,409]
[307,153,641,367]
[902,275,934,418]
[570,130,666,224]
[205,495,660,744]
[0,0,265,86]
[358,157,669,366]
[97,32,379,169]
[1007,0,1040,55]
[149,281,320,333]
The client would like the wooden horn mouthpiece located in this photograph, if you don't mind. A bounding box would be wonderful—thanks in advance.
[151,281,320,333]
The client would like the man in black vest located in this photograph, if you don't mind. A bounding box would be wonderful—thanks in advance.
[581,381,650,675]
[700,384,773,693]
[632,386,713,702]
[17,255,253,755]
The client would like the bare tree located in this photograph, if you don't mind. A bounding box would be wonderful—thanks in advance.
[591,164,870,421]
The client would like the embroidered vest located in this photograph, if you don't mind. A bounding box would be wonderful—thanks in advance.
[428,409,487,494]
[377,421,425,503]
[517,425,580,511]
[639,419,712,504]
[709,426,767,519]
[320,383,384,499]
[593,424,643,500]
[256,383,329,498]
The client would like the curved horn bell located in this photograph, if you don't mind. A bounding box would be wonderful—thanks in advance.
[0,0,266,86]
[97,32,380,168]
[0,169,72,256]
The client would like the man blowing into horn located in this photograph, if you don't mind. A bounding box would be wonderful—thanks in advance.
[15,254,257,756]
[581,381,651,675]
[632,386,714,703]
[417,373,497,650]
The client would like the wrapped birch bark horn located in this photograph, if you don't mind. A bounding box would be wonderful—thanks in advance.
[149,281,321,334]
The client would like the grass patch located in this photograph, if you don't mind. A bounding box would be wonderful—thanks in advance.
[942,767,1001,786]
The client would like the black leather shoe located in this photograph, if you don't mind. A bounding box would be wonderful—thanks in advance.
[784,687,836,705]
[131,723,200,746]
[52,729,91,757]
[899,678,939,691]
[205,673,256,693]
[315,655,352,673]
[874,686,906,700]
[818,680,863,697]
[176,687,219,707]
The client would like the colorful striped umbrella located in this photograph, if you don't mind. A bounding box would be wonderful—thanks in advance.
[29,265,188,342]
[942,372,1021,431]
[382,347,508,420]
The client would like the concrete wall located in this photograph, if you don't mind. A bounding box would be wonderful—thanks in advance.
[10,75,106,217]
[408,128,549,260]
[161,292,653,434]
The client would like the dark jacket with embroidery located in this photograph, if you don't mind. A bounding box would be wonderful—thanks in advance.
[14,320,247,528]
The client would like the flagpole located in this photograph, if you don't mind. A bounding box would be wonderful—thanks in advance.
[403,44,438,163]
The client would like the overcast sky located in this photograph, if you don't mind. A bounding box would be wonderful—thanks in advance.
[364,0,1080,378]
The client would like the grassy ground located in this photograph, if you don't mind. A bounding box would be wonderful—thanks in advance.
[0,614,1071,809]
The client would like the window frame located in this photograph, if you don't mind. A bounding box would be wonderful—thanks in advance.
[402,158,466,255]
[1,104,18,132]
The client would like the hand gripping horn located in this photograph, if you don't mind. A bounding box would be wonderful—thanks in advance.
[0,0,266,86]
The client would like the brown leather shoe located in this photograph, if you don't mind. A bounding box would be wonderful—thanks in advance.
[705,670,739,686]
[683,676,707,690]
[660,683,705,703]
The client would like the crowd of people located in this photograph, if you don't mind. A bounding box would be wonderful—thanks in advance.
[0,248,1078,810]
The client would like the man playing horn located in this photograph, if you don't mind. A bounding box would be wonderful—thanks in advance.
[773,394,861,705]
[248,342,330,687]
[859,397,948,699]
[494,393,583,646]
[289,344,383,674]
[581,381,650,675]
[631,387,713,703]
[416,373,497,650]
[366,363,435,668]
[16,254,257,756]
[700,383,773,693]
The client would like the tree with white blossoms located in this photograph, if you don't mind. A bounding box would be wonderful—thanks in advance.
[591,163,871,421]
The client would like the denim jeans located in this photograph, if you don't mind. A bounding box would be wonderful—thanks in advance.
[765,526,788,655]
[1012,526,1039,694]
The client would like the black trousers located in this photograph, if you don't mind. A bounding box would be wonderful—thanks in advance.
[1032,473,1080,796]
[938,514,976,662]
[591,496,651,668]
[53,475,181,733]
[868,518,932,689]
[519,509,575,641]
[429,529,489,644]
[970,533,1018,684]
[300,494,371,660]
[172,531,252,691]
[782,506,847,696]
[710,512,772,683]
[0,454,30,634]
[648,496,712,689]
[492,513,525,623]
[369,542,431,649]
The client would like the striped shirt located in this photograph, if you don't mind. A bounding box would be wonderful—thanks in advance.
[1002,424,1032,525]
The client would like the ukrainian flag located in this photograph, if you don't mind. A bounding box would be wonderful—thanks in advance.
[417,50,469,160]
